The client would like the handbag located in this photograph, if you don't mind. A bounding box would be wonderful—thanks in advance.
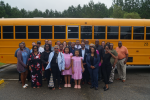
[48,73,54,88]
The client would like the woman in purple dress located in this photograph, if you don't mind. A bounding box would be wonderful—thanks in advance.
[62,47,73,87]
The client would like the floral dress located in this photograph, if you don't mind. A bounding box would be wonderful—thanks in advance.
[28,52,42,87]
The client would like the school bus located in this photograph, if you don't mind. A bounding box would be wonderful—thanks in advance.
[0,18,150,65]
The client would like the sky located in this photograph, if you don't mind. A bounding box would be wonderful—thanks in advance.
[2,0,113,12]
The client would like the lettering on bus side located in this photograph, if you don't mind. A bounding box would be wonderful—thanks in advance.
[144,42,148,46]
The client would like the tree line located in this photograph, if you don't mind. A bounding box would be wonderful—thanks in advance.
[0,0,149,19]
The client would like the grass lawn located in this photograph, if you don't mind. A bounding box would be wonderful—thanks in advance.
[0,62,5,66]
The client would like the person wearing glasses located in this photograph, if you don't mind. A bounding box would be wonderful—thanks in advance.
[28,45,42,88]
[45,45,65,90]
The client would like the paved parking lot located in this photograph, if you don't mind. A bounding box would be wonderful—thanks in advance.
[0,65,150,100]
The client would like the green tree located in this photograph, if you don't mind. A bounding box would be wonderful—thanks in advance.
[112,5,125,18]
[123,12,141,19]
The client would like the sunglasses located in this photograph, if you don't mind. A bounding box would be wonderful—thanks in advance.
[33,48,37,49]
[54,48,58,49]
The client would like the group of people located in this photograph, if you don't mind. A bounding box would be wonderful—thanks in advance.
[15,39,128,91]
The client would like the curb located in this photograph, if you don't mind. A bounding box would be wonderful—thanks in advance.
[0,79,4,85]
[0,64,11,69]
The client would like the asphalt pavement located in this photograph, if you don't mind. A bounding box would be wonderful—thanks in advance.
[0,65,150,100]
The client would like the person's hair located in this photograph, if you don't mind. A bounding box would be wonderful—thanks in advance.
[44,44,51,52]
[64,46,70,54]
[90,47,97,58]
[57,40,61,43]
[21,41,25,43]
[110,43,113,46]
[32,45,38,53]
[48,40,52,42]
[32,42,35,43]
[90,43,95,47]
[54,45,59,49]
[59,44,63,46]
[75,49,80,56]
[71,42,75,44]
[104,45,110,49]
[81,41,85,44]
[76,40,79,42]
[19,43,23,47]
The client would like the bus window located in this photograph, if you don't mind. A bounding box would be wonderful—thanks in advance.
[54,26,65,39]
[28,26,39,39]
[41,26,52,39]
[0,26,1,39]
[146,27,150,40]
[15,26,26,39]
[94,26,105,39]
[133,27,144,40]
[107,26,118,39]
[120,26,131,39]
[3,26,13,39]
[81,26,92,39]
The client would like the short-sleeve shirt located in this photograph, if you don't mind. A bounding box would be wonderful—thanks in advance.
[110,49,118,66]
[116,46,128,60]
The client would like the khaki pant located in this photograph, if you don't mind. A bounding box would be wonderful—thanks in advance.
[109,66,115,82]
[117,58,126,80]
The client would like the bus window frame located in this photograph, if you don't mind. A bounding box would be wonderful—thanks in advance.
[120,26,132,40]
[81,25,92,39]
[146,26,150,40]
[28,25,39,39]
[2,26,14,39]
[94,26,105,39]
[15,26,26,39]
[133,26,144,40]
[41,25,52,39]
[54,25,66,39]
[67,25,79,39]
[107,26,119,39]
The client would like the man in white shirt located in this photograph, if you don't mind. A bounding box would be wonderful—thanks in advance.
[37,41,44,53]
[75,40,81,49]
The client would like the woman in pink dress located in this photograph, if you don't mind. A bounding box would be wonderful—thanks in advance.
[72,49,84,89]
[62,47,73,88]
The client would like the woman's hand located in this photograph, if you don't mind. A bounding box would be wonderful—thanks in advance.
[90,66,93,69]
[29,66,31,71]
[25,65,28,68]
[106,50,110,54]
[62,70,64,72]
[49,68,51,71]
[46,62,49,65]
[82,68,84,73]
[92,66,95,69]
[72,70,74,74]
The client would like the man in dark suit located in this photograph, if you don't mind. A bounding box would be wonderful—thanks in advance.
[79,42,91,85]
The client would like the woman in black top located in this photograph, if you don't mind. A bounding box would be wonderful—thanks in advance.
[41,44,51,84]
[101,45,117,91]
[86,47,100,90]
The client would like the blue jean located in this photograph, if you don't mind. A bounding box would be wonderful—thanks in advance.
[88,67,99,87]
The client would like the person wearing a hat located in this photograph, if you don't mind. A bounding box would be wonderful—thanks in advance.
[37,41,44,53]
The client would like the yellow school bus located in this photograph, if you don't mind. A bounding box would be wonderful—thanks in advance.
[0,18,150,65]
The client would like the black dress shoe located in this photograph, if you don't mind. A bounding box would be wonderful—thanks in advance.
[95,87,98,90]
[104,87,109,91]
[90,86,94,89]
